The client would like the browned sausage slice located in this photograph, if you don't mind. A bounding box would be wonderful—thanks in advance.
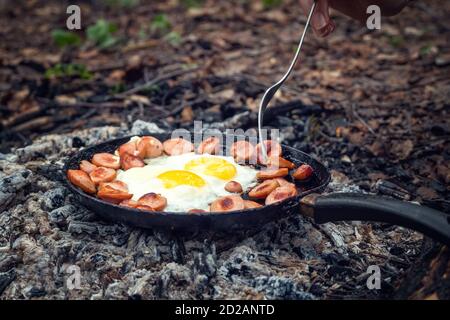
[224,181,243,193]
[92,153,120,169]
[256,140,282,165]
[97,185,133,203]
[188,208,207,214]
[274,177,291,187]
[248,179,280,199]
[230,141,255,162]
[256,168,288,180]
[265,184,298,205]
[210,195,245,212]
[89,167,117,185]
[267,156,296,169]
[137,193,167,211]
[197,136,220,155]
[119,199,139,208]
[292,164,313,181]
[80,160,98,174]
[137,136,163,158]
[163,138,194,155]
[67,169,96,194]
[243,200,263,209]
[136,205,155,212]
[118,141,138,158]
[120,153,145,170]
[99,180,129,193]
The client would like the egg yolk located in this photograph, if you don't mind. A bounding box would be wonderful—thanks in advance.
[184,157,237,180]
[157,170,206,188]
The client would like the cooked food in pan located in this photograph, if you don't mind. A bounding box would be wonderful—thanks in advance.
[67,136,314,213]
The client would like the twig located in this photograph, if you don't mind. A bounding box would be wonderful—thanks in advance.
[57,101,126,108]
[115,66,199,98]
[351,103,376,135]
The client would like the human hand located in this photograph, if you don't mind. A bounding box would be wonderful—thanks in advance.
[299,0,335,37]
[299,0,410,37]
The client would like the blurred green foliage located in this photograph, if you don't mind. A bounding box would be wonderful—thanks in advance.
[165,31,182,46]
[387,35,405,48]
[419,44,433,56]
[103,0,139,8]
[45,63,92,80]
[151,14,172,33]
[182,0,204,8]
[52,29,81,47]
[86,19,118,48]
[261,0,283,9]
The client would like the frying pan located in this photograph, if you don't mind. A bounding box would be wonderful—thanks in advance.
[63,132,450,245]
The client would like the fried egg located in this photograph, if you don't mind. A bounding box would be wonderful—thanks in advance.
[116,152,258,212]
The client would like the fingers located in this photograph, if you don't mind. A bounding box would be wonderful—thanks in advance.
[299,0,335,37]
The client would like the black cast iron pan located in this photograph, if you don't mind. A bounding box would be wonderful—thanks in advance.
[63,132,450,245]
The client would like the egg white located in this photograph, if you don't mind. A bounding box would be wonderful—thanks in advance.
[116,152,258,212]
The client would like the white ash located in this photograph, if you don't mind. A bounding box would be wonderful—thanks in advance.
[0,120,418,299]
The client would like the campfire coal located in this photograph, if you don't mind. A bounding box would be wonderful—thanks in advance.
[0,119,425,299]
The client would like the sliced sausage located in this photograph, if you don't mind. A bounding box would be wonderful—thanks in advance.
[120,153,145,170]
[267,156,296,169]
[137,193,167,211]
[230,141,255,162]
[91,153,120,169]
[257,168,288,180]
[137,136,163,158]
[210,195,245,212]
[248,179,280,199]
[99,180,129,193]
[97,180,131,203]
[119,199,139,208]
[224,181,243,193]
[89,167,117,185]
[244,200,263,209]
[265,184,298,205]
[97,185,133,204]
[197,136,221,155]
[67,169,96,194]
[79,160,97,174]
[163,138,194,156]
[256,140,282,165]
[292,164,313,181]
[274,177,292,187]
[188,208,207,214]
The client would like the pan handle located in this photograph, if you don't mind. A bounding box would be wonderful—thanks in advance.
[300,193,450,246]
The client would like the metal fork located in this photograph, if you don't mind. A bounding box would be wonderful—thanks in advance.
[258,1,316,162]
